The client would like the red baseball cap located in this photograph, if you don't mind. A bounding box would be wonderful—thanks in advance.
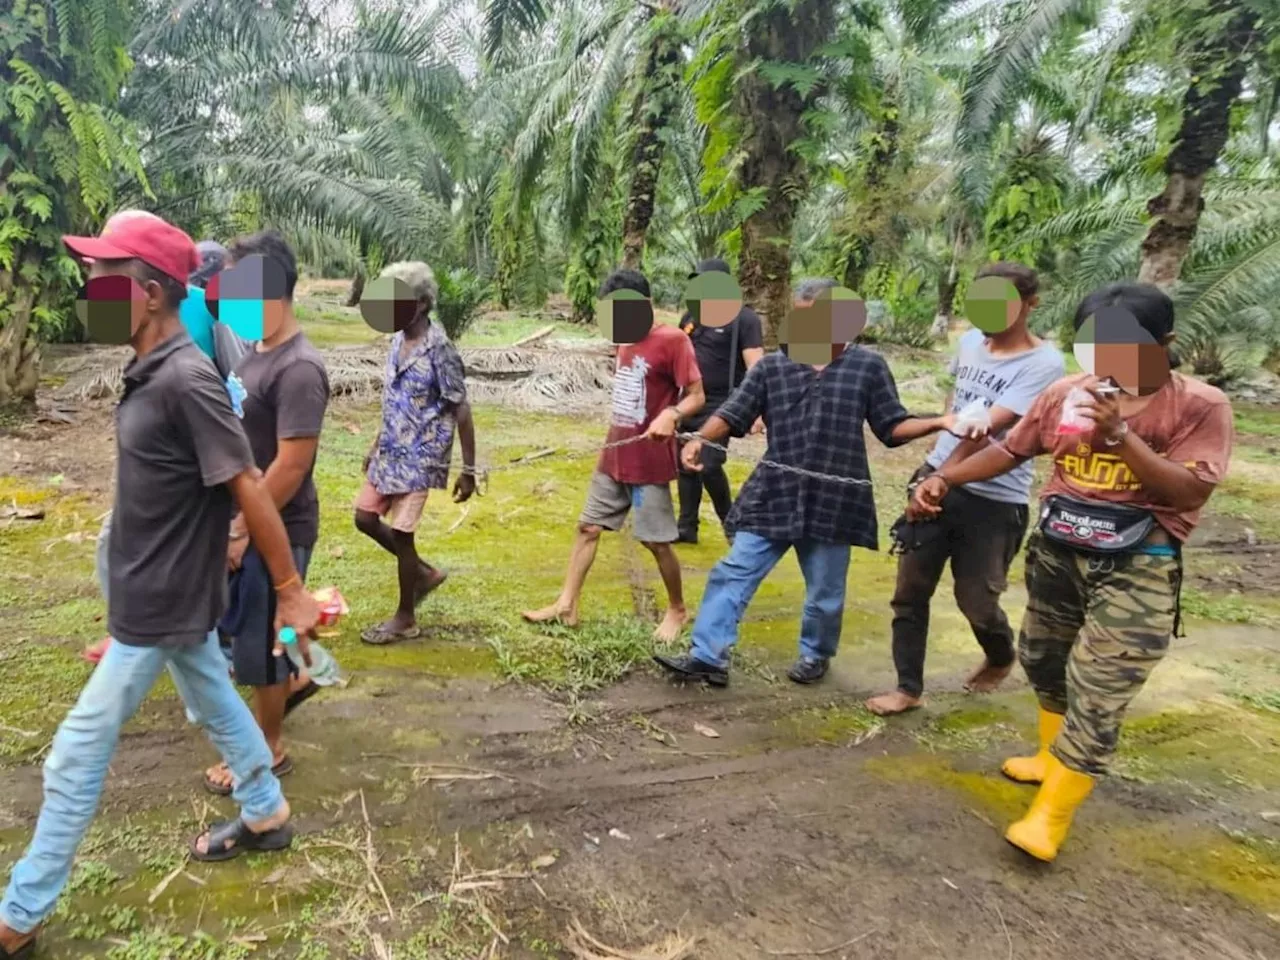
[64,216,199,286]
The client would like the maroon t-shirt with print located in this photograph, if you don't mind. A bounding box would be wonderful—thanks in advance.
[598,324,701,486]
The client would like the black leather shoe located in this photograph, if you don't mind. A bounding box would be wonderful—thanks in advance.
[653,652,728,687]
[787,657,829,685]
[676,530,698,545]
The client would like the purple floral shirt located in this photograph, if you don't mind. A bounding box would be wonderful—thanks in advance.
[367,322,467,495]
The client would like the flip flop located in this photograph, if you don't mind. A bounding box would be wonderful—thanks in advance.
[284,680,319,717]
[190,818,295,862]
[360,623,422,646]
[203,755,294,797]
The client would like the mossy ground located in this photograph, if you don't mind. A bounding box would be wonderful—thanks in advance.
[3,315,1280,955]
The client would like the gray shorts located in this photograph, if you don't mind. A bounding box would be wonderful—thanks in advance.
[580,471,678,543]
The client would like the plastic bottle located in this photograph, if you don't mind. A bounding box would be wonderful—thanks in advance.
[278,627,346,687]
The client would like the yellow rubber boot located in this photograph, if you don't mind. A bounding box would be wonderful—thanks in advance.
[1004,755,1095,862]
[1001,708,1065,784]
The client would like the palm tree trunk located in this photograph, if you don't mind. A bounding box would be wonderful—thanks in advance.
[0,254,42,405]
[344,269,365,307]
[620,12,682,271]
[842,90,902,292]
[1138,4,1258,288]
[735,0,836,347]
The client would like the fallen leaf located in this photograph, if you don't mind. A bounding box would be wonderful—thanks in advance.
[345,423,361,435]
[329,545,345,559]
[608,828,631,841]
[531,852,558,870]
[693,722,720,739]
[263,866,290,885]
[317,630,340,639]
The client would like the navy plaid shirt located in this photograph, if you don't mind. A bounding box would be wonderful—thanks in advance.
[714,346,910,547]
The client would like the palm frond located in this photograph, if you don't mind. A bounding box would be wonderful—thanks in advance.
[956,0,1096,149]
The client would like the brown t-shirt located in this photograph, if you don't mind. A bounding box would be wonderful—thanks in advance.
[1001,372,1233,542]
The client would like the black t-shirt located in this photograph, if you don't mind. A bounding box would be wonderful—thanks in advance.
[109,332,254,647]
[681,305,764,404]
[232,333,330,547]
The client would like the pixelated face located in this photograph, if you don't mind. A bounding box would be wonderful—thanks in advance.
[360,276,422,334]
[683,272,742,329]
[965,276,1023,333]
[205,254,289,340]
[1073,305,1170,397]
[779,286,867,364]
[598,289,654,345]
[76,267,153,345]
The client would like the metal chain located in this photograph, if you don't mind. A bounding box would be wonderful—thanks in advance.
[409,431,873,489]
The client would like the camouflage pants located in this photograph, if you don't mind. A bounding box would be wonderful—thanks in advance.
[1018,532,1182,776]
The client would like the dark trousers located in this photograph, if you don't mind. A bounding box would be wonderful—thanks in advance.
[677,408,733,538]
[890,482,1028,697]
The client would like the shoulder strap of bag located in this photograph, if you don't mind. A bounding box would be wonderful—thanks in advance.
[728,315,741,388]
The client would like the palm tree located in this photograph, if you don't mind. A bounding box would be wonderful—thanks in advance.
[122,0,466,267]
[958,0,1275,290]
[488,0,691,277]
[692,0,839,343]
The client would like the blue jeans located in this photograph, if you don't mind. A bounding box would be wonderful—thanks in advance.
[0,631,283,934]
[690,532,852,669]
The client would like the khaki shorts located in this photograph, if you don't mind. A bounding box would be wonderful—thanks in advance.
[580,471,678,543]
[354,481,429,533]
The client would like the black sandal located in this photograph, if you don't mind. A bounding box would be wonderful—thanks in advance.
[284,680,319,717]
[190,818,295,862]
[203,755,294,797]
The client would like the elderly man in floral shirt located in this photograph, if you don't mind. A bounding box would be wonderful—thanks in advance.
[354,261,477,644]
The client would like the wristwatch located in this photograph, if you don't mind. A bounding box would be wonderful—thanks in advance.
[1104,421,1129,447]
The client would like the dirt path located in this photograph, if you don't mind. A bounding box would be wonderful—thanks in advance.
[2,379,1279,959]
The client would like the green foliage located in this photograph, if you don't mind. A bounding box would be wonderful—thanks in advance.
[860,264,939,347]
[436,267,491,342]
[1,0,146,378]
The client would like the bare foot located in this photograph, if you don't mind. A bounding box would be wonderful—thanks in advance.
[521,602,579,627]
[653,607,688,643]
[964,659,1013,693]
[413,565,448,606]
[865,690,923,716]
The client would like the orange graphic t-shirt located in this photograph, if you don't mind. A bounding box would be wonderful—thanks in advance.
[1001,372,1234,542]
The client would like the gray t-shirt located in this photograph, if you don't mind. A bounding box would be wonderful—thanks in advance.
[109,332,254,647]
[230,333,329,547]
[926,327,1065,504]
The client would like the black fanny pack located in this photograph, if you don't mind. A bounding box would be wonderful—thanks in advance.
[1038,495,1155,553]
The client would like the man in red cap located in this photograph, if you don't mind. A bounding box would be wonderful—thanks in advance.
[0,216,321,957]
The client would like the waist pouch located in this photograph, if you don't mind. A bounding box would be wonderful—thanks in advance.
[1038,495,1155,553]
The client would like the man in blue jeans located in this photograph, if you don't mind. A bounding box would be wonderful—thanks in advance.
[0,216,320,959]
[655,279,959,687]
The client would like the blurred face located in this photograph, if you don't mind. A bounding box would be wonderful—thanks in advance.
[780,286,868,365]
[206,254,290,340]
[76,260,166,345]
